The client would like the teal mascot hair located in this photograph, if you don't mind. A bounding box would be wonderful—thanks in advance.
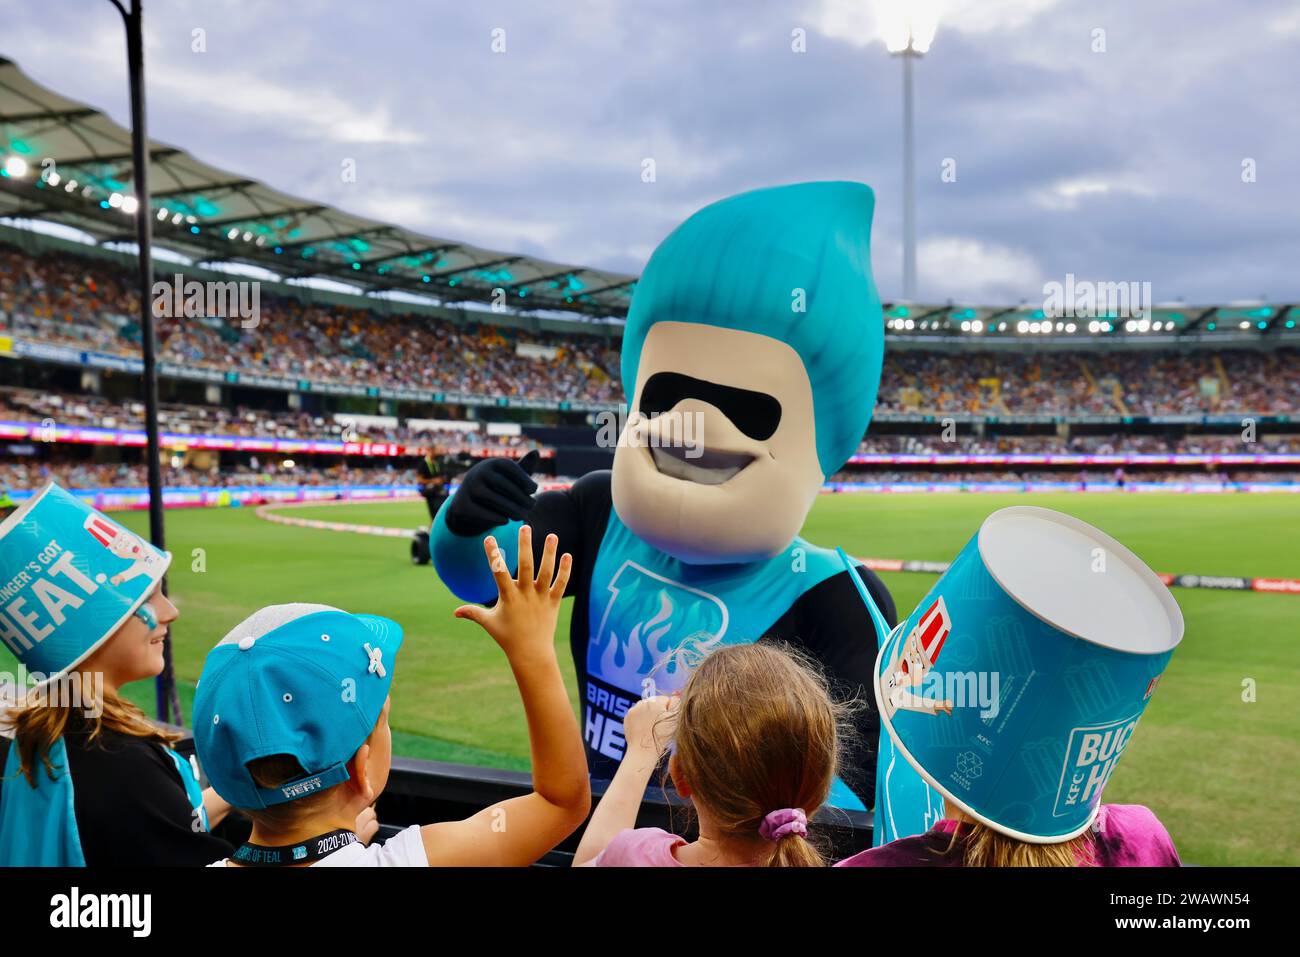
[620,181,885,477]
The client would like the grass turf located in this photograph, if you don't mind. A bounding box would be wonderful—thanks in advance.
[4,492,1296,864]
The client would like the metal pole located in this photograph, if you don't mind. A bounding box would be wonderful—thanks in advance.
[901,49,917,301]
[110,0,177,724]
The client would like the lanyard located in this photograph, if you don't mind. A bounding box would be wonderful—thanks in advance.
[232,828,358,867]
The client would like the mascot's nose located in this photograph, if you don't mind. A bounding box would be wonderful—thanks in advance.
[638,371,781,441]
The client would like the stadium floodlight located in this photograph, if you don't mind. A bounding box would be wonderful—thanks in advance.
[883,0,939,301]
[3,155,28,178]
[45,170,60,187]
[108,191,123,208]
[121,195,139,215]
[882,0,939,54]
[972,319,983,333]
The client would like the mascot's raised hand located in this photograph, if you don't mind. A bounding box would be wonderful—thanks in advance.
[444,449,541,536]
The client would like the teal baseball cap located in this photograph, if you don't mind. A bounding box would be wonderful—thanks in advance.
[193,603,403,810]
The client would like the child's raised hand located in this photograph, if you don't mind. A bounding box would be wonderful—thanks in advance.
[453,525,572,660]
[622,695,678,757]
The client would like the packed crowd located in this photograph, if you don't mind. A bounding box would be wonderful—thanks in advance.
[4,243,1298,417]
[0,244,622,403]
[829,468,1299,485]
[875,349,1300,416]
[0,387,539,450]
[855,432,1300,455]
[6,457,1293,495]
[7,382,1298,463]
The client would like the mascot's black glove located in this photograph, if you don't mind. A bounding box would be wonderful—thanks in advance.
[443,449,540,537]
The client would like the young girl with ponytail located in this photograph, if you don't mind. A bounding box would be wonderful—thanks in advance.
[574,642,845,867]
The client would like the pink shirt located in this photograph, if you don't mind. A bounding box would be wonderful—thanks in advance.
[835,804,1181,867]
[589,828,687,867]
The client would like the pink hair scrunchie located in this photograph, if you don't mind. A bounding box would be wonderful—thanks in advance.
[759,807,808,841]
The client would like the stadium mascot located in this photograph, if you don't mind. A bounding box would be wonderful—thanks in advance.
[430,182,897,811]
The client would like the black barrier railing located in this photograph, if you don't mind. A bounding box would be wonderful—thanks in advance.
[174,737,875,866]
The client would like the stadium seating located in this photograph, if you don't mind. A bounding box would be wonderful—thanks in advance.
[0,244,623,404]
[5,242,1299,416]
[876,349,1300,416]
[3,240,1299,495]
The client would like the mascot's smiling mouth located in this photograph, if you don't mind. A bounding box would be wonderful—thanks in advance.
[650,444,755,485]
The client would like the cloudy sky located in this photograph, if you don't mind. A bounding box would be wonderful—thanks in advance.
[5,0,1299,304]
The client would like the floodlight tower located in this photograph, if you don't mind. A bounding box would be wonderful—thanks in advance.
[883,1,939,302]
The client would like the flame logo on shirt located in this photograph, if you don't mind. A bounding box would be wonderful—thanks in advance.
[589,561,728,695]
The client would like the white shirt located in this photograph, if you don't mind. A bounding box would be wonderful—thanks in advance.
[209,824,428,868]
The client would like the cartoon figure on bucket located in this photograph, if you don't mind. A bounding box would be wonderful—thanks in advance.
[881,596,954,719]
[83,513,167,587]
[430,182,898,811]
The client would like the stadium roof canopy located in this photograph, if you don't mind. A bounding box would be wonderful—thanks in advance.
[0,57,637,319]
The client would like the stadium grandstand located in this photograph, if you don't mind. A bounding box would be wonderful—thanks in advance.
[2,53,1299,510]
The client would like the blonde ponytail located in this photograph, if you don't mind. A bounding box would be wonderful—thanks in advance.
[668,642,850,867]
